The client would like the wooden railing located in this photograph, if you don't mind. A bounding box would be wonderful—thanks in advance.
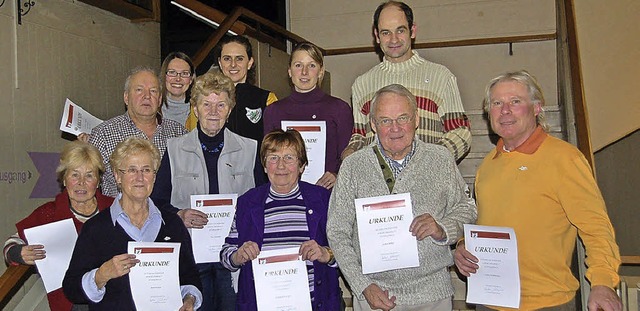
[0,265,34,308]
[172,0,323,68]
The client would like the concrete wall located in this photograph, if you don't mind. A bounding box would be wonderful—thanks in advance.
[0,0,159,275]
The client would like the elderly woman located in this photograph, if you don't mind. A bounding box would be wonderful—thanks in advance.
[160,52,195,126]
[221,129,341,311]
[151,70,264,311]
[63,138,202,310]
[264,42,353,189]
[3,141,113,311]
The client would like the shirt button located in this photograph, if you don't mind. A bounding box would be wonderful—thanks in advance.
[308,209,314,215]
[312,115,317,119]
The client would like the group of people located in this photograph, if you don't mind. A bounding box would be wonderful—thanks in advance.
[3,1,622,311]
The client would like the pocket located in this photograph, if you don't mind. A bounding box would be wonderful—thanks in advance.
[173,173,200,204]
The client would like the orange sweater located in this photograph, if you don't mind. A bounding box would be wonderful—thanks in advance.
[475,127,620,310]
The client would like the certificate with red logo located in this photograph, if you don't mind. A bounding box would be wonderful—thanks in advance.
[281,121,326,184]
[355,193,419,274]
[464,224,520,308]
[252,247,312,311]
[59,98,102,136]
[190,194,237,263]
[127,242,182,311]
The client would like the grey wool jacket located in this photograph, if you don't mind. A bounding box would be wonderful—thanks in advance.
[327,139,477,304]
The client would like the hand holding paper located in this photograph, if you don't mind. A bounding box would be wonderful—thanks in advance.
[19,244,46,265]
[299,240,330,263]
[409,213,445,241]
[95,253,139,288]
[232,241,259,266]
[453,241,479,277]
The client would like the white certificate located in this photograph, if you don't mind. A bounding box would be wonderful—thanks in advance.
[23,218,77,293]
[281,121,326,184]
[464,224,520,308]
[128,242,182,311]
[355,193,419,274]
[59,98,103,136]
[252,247,312,311]
[190,194,237,263]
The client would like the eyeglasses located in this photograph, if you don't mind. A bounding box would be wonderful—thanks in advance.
[375,115,414,127]
[265,154,298,165]
[118,167,156,176]
[166,69,192,78]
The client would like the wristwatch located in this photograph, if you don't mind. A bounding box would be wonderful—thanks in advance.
[324,246,335,265]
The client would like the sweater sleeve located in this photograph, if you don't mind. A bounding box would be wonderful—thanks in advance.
[335,100,355,172]
[346,78,369,153]
[558,152,620,288]
[262,103,279,137]
[150,150,173,208]
[326,156,372,299]
[437,74,471,161]
[433,151,477,245]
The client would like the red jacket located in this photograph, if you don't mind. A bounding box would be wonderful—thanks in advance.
[15,190,113,311]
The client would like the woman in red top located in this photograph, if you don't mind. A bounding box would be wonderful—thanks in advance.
[3,141,113,311]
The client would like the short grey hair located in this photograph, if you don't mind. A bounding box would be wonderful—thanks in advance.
[483,70,549,131]
[370,84,418,120]
[123,66,158,92]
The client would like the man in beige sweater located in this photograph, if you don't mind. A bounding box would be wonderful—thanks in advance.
[343,1,471,161]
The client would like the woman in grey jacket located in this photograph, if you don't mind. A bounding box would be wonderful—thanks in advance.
[151,71,265,311]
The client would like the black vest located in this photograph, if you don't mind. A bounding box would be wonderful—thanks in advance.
[227,83,271,143]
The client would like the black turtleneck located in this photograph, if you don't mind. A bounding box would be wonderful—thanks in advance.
[197,124,225,194]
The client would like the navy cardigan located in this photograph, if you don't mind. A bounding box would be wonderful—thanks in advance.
[63,206,201,310]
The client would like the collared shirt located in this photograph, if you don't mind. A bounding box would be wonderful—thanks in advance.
[376,136,418,179]
[81,195,202,309]
[493,126,547,159]
[89,112,187,197]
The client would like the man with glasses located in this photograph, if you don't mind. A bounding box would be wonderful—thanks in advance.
[89,67,187,197]
[328,84,476,311]
[342,1,471,162]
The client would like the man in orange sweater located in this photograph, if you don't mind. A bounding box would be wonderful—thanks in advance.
[454,70,621,311]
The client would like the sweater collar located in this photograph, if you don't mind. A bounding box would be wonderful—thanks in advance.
[197,123,225,145]
[494,126,548,158]
[288,86,324,103]
[380,50,424,73]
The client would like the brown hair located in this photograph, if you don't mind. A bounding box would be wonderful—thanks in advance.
[261,129,308,169]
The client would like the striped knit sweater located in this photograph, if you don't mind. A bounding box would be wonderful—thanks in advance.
[349,51,471,160]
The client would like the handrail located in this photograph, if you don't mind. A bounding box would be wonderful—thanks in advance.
[0,265,35,308]
[172,0,323,68]
[621,256,640,265]
[562,0,595,168]
[325,33,556,56]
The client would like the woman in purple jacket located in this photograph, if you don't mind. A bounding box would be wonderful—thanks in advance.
[221,129,341,311]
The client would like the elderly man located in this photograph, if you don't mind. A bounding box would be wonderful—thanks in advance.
[454,71,621,311]
[89,67,187,197]
[328,84,476,311]
[343,1,471,161]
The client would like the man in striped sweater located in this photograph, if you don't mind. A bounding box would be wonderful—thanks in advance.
[343,1,471,161]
